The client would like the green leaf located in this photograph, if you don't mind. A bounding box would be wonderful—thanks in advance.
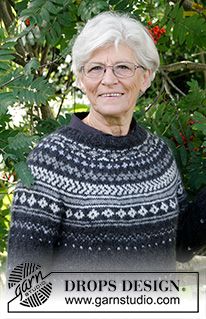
[53,21,62,38]
[15,0,29,14]
[0,62,10,71]
[192,123,206,135]
[171,124,182,144]
[35,118,60,135]
[51,0,65,4]
[46,1,61,14]
[1,41,16,49]
[14,161,34,187]
[40,7,50,22]
[179,145,188,166]
[0,105,8,116]
[8,133,35,151]
[29,0,46,8]
[47,27,59,45]
[3,153,18,162]
[24,57,40,75]
[0,55,15,61]
[78,0,108,21]
[20,8,37,19]
[193,111,206,122]
[0,27,5,39]
[0,49,15,55]
[178,26,185,46]
[57,113,71,126]
[0,92,16,107]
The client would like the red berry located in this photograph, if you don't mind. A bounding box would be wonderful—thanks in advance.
[153,26,159,32]
[188,119,195,125]
[179,132,187,144]
[160,28,166,34]
[25,18,31,27]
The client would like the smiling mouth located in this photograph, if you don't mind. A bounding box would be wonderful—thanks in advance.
[99,93,124,97]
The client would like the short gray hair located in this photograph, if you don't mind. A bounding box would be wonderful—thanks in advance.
[71,11,160,82]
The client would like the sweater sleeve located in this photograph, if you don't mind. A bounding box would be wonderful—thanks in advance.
[7,135,64,273]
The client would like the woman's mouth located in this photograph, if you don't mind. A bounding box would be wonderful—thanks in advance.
[99,93,124,97]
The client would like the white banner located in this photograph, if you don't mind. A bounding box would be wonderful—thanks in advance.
[1,262,206,319]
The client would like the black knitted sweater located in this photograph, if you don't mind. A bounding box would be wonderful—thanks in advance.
[7,114,206,272]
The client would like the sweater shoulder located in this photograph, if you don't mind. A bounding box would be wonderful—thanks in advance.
[27,127,68,161]
[140,128,175,157]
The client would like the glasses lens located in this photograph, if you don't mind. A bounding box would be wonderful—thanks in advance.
[114,63,135,77]
[84,63,104,78]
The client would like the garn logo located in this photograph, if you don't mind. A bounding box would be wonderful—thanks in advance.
[8,263,52,307]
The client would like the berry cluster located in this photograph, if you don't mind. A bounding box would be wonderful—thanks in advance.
[147,21,166,44]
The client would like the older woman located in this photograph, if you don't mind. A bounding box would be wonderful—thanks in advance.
[7,12,206,272]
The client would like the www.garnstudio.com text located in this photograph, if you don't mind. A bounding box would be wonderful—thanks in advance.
[64,279,181,308]
[65,295,180,307]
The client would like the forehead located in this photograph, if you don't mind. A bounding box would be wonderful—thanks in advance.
[88,43,137,64]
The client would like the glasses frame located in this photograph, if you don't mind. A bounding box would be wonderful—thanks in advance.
[81,62,146,79]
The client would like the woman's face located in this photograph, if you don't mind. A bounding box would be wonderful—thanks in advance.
[79,43,150,118]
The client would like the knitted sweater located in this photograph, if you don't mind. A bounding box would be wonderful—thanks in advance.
[7,114,203,272]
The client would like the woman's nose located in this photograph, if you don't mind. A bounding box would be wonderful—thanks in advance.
[101,67,119,85]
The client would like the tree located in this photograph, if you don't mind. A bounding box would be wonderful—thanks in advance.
[0,0,206,272]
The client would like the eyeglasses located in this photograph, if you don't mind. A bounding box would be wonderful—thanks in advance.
[82,62,145,79]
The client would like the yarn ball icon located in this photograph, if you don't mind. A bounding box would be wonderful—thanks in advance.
[8,262,52,307]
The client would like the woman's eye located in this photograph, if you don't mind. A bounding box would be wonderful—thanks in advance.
[116,64,130,70]
[89,65,103,72]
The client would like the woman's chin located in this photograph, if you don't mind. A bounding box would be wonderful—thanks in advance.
[94,104,130,117]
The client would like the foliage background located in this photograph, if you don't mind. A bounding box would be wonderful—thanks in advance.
[0,0,206,280]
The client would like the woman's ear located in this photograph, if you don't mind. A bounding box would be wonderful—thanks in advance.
[140,69,152,93]
[75,75,86,94]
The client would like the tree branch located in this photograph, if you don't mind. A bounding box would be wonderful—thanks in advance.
[13,53,27,66]
[0,0,14,31]
[145,82,165,112]
[0,74,23,89]
[41,45,50,67]
[56,71,73,119]
[160,70,186,96]
[160,61,206,73]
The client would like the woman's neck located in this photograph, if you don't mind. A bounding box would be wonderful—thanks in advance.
[82,110,133,136]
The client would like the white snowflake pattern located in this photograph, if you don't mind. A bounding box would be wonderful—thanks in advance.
[128,208,136,218]
[116,209,126,218]
[50,203,60,213]
[160,202,168,212]
[169,200,176,209]
[88,209,99,220]
[20,193,27,204]
[65,209,73,218]
[28,194,36,207]
[38,198,48,208]
[150,205,158,214]
[137,206,147,216]
[102,209,114,218]
[74,210,84,220]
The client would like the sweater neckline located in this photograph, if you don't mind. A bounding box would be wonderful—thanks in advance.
[59,112,148,150]
[69,112,137,136]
